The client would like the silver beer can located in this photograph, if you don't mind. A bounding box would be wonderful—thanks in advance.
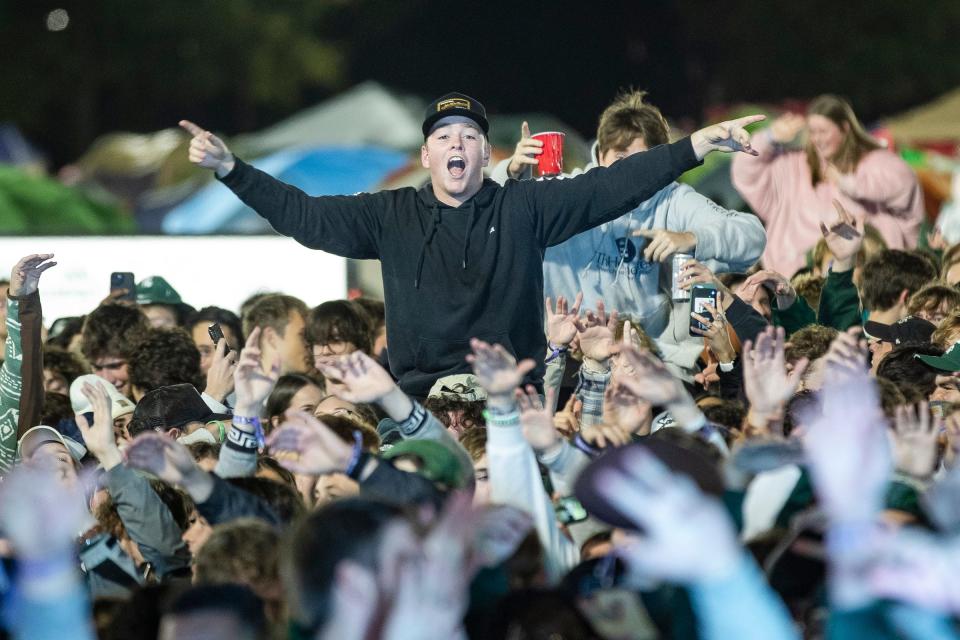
[671,253,693,301]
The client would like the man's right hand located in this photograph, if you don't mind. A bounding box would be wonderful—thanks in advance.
[180,120,235,177]
[507,121,542,179]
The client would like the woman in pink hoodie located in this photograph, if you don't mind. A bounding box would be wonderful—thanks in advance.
[731,95,924,276]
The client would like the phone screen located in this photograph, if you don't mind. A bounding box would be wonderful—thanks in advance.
[208,323,230,355]
[555,496,589,525]
[689,284,719,332]
[110,272,136,303]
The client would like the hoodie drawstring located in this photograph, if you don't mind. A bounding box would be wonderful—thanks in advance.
[461,203,476,270]
[415,205,442,289]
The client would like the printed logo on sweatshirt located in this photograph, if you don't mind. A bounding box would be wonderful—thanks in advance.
[589,238,656,279]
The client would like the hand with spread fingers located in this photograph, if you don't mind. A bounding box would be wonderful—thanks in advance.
[631,228,697,263]
[603,380,652,436]
[75,380,122,470]
[315,350,398,405]
[742,326,807,427]
[574,300,619,365]
[179,119,235,177]
[599,447,741,583]
[507,121,543,179]
[125,432,213,501]
[515,385,561,453]
[553,395,582,437]
[266,410,355,476]
[233,326,281,417]
[545,292,583,349]
[9,253,57,297]
[581,421,633,449]
[819,199,864,272]
[466,338,535,401]
[891,402,940,481]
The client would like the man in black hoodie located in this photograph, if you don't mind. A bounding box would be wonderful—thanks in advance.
[180,93,762,398]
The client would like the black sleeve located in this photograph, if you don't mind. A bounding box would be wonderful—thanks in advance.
[725,297,770,346]
[359,459,445,508]
[218,158,387,259]
[196,473,281,526]
[717,359,745,403]
[516,138,701,248]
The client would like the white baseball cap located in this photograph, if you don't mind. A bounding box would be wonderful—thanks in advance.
[69,374,136,418]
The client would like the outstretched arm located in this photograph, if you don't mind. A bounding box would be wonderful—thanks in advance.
[179,120,385,258]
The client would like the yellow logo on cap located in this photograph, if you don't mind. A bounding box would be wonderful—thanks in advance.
[437,98,471,112]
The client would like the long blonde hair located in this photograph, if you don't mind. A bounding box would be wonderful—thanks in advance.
[806,94,882,185]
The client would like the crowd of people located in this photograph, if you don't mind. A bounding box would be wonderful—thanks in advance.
[1,87,959,640]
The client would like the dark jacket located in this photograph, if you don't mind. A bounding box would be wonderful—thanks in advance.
[220,139,700,397]
[773,268,861,337]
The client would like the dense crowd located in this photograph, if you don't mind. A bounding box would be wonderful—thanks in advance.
[1,88,959,640]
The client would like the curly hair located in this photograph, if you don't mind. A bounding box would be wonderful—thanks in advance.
[423,396,487,433]
[194,518,280,606]
[43,346,88,387]
[127,327,202,394]
[784,325,838,365]
[81,303,149,362]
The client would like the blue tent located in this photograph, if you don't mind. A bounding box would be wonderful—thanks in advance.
[162,146,410,234]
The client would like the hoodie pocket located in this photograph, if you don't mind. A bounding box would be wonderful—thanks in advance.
[414,334,515,375]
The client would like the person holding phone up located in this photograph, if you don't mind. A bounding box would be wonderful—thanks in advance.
[181,93,763,399]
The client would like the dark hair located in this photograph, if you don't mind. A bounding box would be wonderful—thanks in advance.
[876,343,942,398]
[43,346,88,387]
[106,583,179,640]
[46,316,85,350]
[305,300,374,354]
[194,518,280,599]
[187,441,221,463]
[81,303,149,362]
[784,325,839,364]
[805,94,882,185]
[40,391,74,429]
[487,588,603,640]
[186,306,245,346]
[784,389,817,437]
[283,499,403,632]
[127,327,203,394]
[225,476,306,524]
[256,455,298,488]
[907,283,960,319]
[700,399,747,433]
[423,397,487,432]
[596,89,669,154]
[242,294,308,341]
[317,413,381,452]
[352,298,385,332]
[240,292,280,326]
[860,250,937,312]
[875,376,908,418]
[265,373,324,424]
[164,584,268,640]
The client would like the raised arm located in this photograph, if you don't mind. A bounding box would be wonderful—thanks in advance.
[522,116,764,247]
[730,114,804,220]
[179,119,384,258]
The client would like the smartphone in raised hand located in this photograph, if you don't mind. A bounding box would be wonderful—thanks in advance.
[208,323,230,356]
[109,272,136,303]
[689,284,719,334]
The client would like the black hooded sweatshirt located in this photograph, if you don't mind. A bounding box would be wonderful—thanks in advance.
[219,138,700,397]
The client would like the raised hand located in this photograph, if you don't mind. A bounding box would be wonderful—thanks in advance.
[740,269,796,310]
[553,394,582,437]
[631,228,697,263]
[690,114,766,160]
[742,326,807,422]
[575,300,619,364]
[205,335,238,403]
[179,119,235,177]
[819,200,863,272]
[769,112,805,144]
[515,385,561,453]
[690,299,736,364]
[315,350,399,405]
[545,293,582,348]
[507,121,543,178]
[233,326,280,416]
[581,421,633,449]
[0,464,92,560]
[75,380,122,470]
[124,433,209,497]
[466,338,535,398]
[266,410,353,475]
[867,529,960,614]
[804,361,890,525]
[822,327,870,385]
[9,253,56,297]
[611,346,683,407]
[891,402,940,480]
[599,447,740,583]
[679,259,736,311]
[603,379,652,436]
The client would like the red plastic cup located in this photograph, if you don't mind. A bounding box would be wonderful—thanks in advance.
[532,131,565,177]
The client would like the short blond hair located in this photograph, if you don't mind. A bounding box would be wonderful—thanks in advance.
[596,90,669,154]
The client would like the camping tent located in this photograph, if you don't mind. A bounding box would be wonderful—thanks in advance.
[884,87,960,151]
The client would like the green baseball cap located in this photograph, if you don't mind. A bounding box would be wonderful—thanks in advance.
[135,275,183,306]
[382,439,469,489]
[916,341,960,372]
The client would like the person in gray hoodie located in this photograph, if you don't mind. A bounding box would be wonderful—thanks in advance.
[491,91,766,377]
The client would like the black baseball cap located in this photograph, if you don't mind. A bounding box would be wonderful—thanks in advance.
[129,383,230,435]
[863,316,935,346]
[422,92,489,137]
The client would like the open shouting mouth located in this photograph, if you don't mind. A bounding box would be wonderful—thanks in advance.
[447,155,466,178]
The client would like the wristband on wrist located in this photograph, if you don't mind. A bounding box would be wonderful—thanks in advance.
[482,409,520,426]
[545,343,569,364]
[344,430,364,477]
[231,415,265,449]
[718,360,735,373]
[347,451,372,481]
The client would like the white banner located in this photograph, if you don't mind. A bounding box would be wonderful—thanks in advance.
[0,236,347,322]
